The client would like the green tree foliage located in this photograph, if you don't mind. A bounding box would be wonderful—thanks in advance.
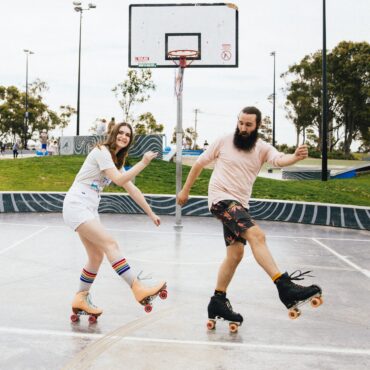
[0,82,62,146]
[134,112,164,135]
[59,105,76,135]
[259,115,273,144]
[112,69,156,122]
[171,127,196,148]
[283,41,370,155]
[184,127,197,149]
[330,41,370,154]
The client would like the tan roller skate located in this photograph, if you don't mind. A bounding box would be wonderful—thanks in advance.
[70,291,103,324]
[131,274,168,313]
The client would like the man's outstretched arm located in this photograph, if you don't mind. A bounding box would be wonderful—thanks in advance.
[177,162,204,206]
[276,144,308,167]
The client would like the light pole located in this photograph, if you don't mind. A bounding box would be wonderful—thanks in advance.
[321,0,328,181]
[73,1,96,136]
[270,51,276,147]
[193,108,202,149]
[23,49,34,150]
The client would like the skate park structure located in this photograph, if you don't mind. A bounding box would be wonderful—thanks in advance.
[1,2,370,369]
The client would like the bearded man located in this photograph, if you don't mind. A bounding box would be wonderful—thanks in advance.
[177,106,321,329]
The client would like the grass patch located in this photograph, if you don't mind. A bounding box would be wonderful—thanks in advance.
[0,156,369,206]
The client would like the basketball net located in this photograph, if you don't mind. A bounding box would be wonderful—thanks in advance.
[168,50,198,97]
[174,66,184,97]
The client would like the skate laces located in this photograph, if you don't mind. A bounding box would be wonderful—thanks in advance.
[137,270,153,281]
[289,270,314,281]
[86,293,97,308]
[224,298,236,313]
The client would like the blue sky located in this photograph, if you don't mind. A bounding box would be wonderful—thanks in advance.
[0,0,369,147]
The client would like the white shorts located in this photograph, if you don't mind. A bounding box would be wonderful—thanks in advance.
[63,183,101,231]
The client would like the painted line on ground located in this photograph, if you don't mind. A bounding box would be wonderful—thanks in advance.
[128,255,254,265]
[0,222,369,242]
[0,326,102,340]
[0,226,49,255]
[122,336,370,356]
[62,306,178,370]
[312,238,370,278]
[1,326,369,357]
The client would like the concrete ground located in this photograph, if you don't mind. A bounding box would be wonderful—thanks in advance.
[0,151,36,160]
[0,213,369,370]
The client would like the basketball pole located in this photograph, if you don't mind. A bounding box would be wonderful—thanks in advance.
[174,65,184,230]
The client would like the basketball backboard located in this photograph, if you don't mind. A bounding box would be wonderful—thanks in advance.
[129,3,238,68]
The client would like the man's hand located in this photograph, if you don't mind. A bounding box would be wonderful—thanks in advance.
[150,213,161,226]
[177,189,189,206]
[294,144,308,161]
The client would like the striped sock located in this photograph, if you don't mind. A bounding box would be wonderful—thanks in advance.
[112,258,135,286]
[78,268,97,292]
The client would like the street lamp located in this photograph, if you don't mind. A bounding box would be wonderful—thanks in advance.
[23,49,34,150]
[270,51,276,147]
[73,1,97,136]
[193,108,202,149]
[321,0,328,181]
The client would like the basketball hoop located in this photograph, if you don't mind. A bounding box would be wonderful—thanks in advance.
[168,49,199,68]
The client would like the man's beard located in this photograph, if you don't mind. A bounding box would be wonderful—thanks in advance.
[233,127,259,151]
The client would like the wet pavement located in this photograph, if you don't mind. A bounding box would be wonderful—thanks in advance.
[0,213,369,370]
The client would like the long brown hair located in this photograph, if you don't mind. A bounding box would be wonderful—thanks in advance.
[100,122,134,169]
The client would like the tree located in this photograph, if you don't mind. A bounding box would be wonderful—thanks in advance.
[283,80,319,147]
[0,86,60,146]
[171,128,183,144]
[0,83,66,146]
[184,127,196,149]
[112,69,156,122]
[282,52,331,150]
[259,115,273,144]
[171,127,196,149]
[0,86,23,143]
[59,105,76,136]
[29,78,49,98]
[282,41,370,155]
[330,41,370,155]
[134,112,164,135]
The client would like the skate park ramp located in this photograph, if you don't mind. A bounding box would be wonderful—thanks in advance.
[162,146,177,162]
[0,213,369,370]
[331,162,370,179]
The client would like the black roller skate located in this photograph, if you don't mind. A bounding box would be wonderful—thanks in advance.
[275,270,323,319]
[207,293,243,333]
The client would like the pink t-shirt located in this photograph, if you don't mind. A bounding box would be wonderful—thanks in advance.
[196,134,284,209]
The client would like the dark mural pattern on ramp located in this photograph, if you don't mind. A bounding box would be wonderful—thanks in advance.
[0,193,369,231]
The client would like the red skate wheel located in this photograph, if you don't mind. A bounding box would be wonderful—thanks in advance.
[207,320,215,330]
[70,314,79,323]
[144,304,152,313]
[159,290,168,300]
[288,308,300,320]
[229,323,238,333]
[88,315,97,324]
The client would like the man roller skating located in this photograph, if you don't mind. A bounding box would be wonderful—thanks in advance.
[177,106,323,331]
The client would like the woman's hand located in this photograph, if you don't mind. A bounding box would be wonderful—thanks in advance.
[141,151,158,165]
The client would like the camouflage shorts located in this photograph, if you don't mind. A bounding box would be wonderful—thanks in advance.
[210,200,256,246]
